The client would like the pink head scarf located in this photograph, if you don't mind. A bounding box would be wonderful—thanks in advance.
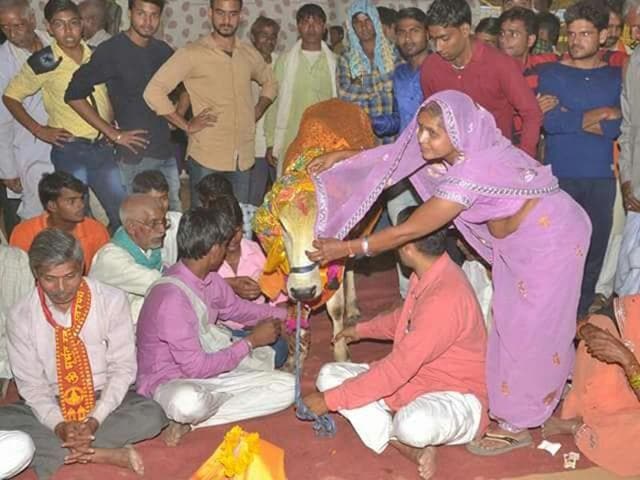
[314,90,557,239]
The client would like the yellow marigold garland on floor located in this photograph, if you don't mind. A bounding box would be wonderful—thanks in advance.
[191,426,260,480]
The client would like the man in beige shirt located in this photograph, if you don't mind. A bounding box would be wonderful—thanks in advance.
[144,0,277,206]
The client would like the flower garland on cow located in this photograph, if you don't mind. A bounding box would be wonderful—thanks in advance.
[253,99,378,330]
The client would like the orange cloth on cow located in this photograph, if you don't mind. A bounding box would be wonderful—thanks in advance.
[10,213,109,274]
[561,295,640,477]
[283,98,376,171]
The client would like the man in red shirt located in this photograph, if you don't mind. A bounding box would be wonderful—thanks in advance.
[498,7,559,148]
[420,0,542,158]
[303,207,488,480]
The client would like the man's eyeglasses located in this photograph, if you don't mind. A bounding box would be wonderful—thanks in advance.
[132,218,171,230]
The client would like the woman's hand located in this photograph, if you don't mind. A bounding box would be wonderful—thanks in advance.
[307,238,349,265]
[306,150,357,176]
[580,323,634,367]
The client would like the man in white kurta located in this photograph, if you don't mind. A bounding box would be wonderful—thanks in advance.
[0,1,53,221]
[264,4,337,177]
[0,243,33,392]
[90,194,172,323]
[616,4,640,296]
[0,229,167,479]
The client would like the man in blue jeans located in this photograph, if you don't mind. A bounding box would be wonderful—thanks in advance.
[2,0,125,231]
[538,0,622,316]
[65,0,183,212]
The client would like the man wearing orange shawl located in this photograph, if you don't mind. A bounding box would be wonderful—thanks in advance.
[543,295,640,477]
[0,229,167,479]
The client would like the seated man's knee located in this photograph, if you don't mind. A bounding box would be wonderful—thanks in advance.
[393,405,438,448]
[135,398,170,435]
[316,362,359,392]
[154,382,216,425]
[270,371,295,405]
[0,431,35,477]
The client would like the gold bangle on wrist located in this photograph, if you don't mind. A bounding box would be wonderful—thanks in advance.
[629,373,640,390]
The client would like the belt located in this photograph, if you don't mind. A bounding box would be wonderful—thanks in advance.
[66,136,107,145]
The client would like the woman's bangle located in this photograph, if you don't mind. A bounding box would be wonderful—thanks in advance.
[361,235,371,257]
[245,338,254,350]
[629,372,640,390]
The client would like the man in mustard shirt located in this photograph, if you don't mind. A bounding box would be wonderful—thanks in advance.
[2,0,125,231]
[144,0,277,206]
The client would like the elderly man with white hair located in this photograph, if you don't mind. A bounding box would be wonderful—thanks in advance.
[90,194,170,323]
[0,0,53,231]
[615,0,640,296]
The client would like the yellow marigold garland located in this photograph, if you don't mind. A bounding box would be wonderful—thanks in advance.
[214,426,260,478]
[191,426,260,480]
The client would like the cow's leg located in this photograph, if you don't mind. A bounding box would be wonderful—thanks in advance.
[344,267,361,325]
[282,328,310,373]
[327,284,350,362]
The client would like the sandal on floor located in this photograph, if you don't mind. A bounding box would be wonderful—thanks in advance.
[466,431,533,457]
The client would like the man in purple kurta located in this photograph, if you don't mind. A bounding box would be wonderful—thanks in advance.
[136,206,294,445]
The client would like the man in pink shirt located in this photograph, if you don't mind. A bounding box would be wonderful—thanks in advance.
[303,207,488,480]
[136,206,294,446]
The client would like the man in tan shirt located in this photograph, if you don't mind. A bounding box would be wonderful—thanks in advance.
[144,0,277,206]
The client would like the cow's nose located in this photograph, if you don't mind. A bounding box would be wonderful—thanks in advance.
[290,286,318,301]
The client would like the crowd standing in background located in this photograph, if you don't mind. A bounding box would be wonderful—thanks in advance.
[0,0,639,479]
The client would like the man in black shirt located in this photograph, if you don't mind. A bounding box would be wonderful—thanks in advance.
[65,0,184,211]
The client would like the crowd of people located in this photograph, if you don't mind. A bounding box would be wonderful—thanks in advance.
[0,0,639,479]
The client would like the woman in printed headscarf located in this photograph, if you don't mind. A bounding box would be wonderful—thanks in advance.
[337,0,400,144]
[306,90,591,456]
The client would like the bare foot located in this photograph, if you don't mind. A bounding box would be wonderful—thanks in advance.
[162,421,191,447]
[390,440,437,479]
[91,447,144,475]
[541,416,582,439]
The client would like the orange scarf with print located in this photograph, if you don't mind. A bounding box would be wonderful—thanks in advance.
[38,280,95,422]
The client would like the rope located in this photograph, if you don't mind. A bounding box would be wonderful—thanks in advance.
[293,301,337,437]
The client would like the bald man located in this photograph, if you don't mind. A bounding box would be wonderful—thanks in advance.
[90,194,171,323]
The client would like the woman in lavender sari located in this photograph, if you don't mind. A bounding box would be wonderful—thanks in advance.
[307,91,591,455]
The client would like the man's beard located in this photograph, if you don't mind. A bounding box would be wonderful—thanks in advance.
[215,24,238,37]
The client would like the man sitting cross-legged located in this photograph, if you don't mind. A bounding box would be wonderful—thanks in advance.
[90,194,170,323]
[303,206,489,480]
[136,204,295,446]
[0,229,168,479]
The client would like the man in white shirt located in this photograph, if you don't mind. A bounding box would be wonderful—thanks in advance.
[0,228,167,479]
[0,243,33,397]
[91,193,171,322]
[0,0,54,230]
[248,15,279,206]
